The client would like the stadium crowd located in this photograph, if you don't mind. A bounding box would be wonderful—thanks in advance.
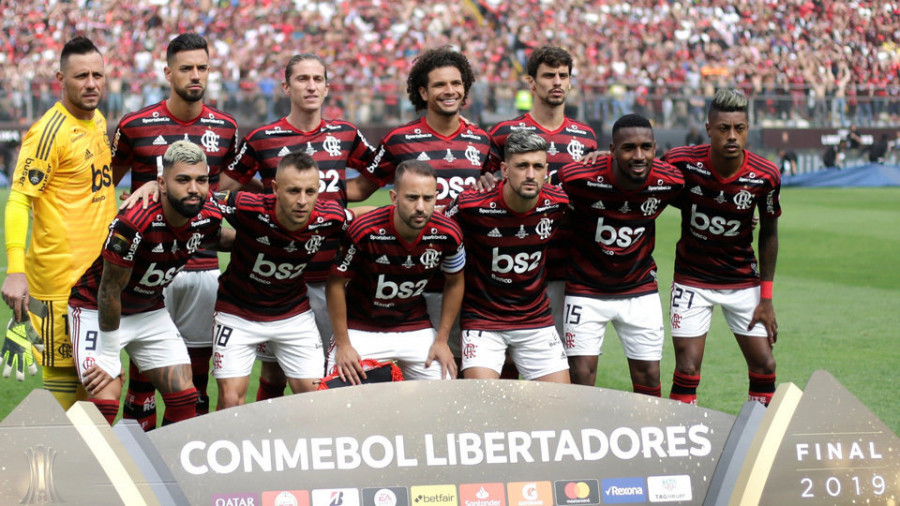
[1,0,899,127]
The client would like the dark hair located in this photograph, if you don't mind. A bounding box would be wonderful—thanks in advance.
[166,33,209,64]
[395,160,436,186]
[526,46,573,78]
[708,88,749,120]
[60,37,101,71]
[277,152,318,173]
[284,53,328,83]
[612,113,653,136]
[406,47,475,111]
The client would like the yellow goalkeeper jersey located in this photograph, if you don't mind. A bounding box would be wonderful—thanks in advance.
[11,101,117,299]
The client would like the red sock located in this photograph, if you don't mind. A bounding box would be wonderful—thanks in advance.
[748,371,776,406]
[633,383,662,397]
[92,399,120,426]
[670,370,700,405]
[123,361,157,431]
[161,387,198,426]
[256,377,285,401]
[188,347,212,415]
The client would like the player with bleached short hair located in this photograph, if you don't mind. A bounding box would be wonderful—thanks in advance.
[68,141,232,426]
[447,130,569,382]
[664,88,781,406]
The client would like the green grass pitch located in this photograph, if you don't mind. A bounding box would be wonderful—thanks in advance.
[0,187,897,435]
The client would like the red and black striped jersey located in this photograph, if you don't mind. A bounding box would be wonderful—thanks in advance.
[111,101,238,271]
[489,114,597,282]
[663,145,781,288]
[446,183,568,330]
[69,200,224,314]
[112,101,238,190]
[214,191,351,321]
[223,117,376,200]
[487,113,597,179]
[331,206,465,332]
[362,116,493,206]
[558,156,684,297]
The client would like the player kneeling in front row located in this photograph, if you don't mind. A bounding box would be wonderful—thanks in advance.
[67,141,233,426]
[446,130,569,382]
[213,153,355,408]
[327,160,463,383]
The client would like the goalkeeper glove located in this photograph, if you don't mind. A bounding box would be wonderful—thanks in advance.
[2,318,41,381]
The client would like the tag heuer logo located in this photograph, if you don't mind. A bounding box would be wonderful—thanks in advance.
[152,135,167,146]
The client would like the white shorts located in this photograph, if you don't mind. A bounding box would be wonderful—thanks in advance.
[426,291,461,359]
[164,269,219,347]
[68,307,190,381]
[213,311,324,380]
[326,328,448,380]
[460,327,569,380]
[563,294,664,361]
[546,280,566,342]
[669,282,768,338]
[256,282,330,364]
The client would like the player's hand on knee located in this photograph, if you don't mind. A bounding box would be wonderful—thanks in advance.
[2,319,39,381]
[426,341,457,380]
[335,347,365,385]
[82,364,119,397]
[120,182,159,210]
[749,300,777,346]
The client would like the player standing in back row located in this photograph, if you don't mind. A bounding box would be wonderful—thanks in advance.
[487,46,597,350]
[663,88,781,406]
[221,53,377,401]
[112,33,238,429]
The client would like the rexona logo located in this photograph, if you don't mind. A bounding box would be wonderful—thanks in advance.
[459,483,505,506]
[213,492,259,506]
[312,488,360,506]
[600,477,646,504]
[553,480,599,506]
[362,487,409,506]
[506,482,552,506]
[262,490,309,506]
[646,475,691,503]
[410,484,457,506]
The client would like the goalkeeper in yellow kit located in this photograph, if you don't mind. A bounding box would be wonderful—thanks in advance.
[1,37,117,408]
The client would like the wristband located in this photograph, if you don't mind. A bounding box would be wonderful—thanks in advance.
[95,328,123,378]
[760,281,773,299]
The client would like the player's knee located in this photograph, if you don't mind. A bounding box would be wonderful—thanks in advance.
[218,387,245,409]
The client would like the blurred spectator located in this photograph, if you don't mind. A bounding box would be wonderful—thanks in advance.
[868,134,889,163]
[777,149,797,176]
[823,140,847,169]
[684,126,704,146]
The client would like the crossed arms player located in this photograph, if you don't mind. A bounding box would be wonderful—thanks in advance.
[663,88,780,405]
[327,160,464,384]
[67,141,233,425]
[447,130,569,382]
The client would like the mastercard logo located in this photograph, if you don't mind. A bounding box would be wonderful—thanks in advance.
[563,482,590,500]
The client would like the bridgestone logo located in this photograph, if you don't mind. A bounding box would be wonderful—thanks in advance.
[605,486,643,496]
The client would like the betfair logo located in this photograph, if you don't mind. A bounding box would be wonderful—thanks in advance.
[410,485,457,506]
